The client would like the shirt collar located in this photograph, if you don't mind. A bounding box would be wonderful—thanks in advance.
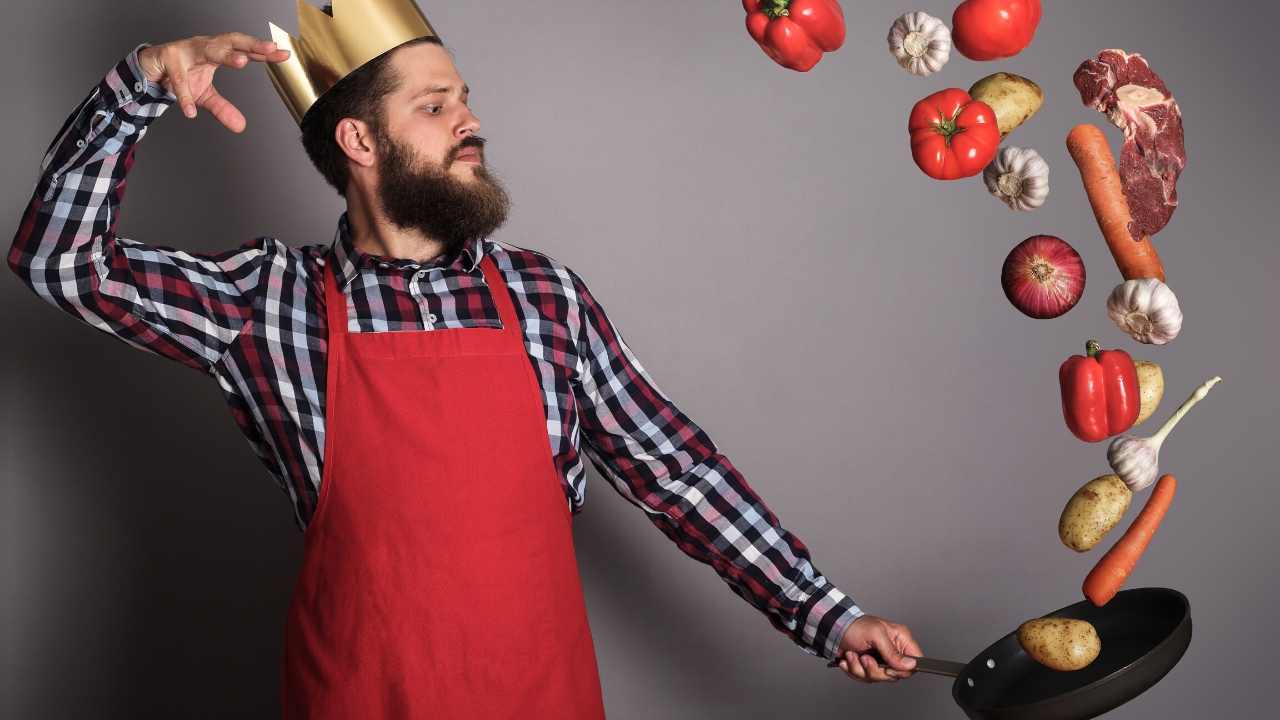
[328,211,484,289]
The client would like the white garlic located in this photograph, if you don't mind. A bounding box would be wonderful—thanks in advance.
[1107,376,1222,492]
[983,146,1050,211]
[887,12,952,77]
[1107,278,1183,345]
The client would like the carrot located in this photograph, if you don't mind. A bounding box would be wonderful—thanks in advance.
[1065,124,1166,283]
[1083,473,1177,606]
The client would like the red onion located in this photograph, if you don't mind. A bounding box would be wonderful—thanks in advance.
[1001,235,1086,319]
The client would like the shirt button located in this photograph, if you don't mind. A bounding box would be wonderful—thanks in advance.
[134,81,144,93]
[426,313,438,323]
[76,139,86,148]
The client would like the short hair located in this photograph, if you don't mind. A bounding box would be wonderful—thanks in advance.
[298,8,444,197]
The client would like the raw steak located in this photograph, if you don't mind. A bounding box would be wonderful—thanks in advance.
[1074,50,1185,239]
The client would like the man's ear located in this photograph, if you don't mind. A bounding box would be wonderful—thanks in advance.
[335,118,377,169]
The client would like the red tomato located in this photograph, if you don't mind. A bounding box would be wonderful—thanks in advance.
[908,88,1000,180]
[951,0,1042,61]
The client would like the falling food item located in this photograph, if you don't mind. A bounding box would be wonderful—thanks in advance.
[1133,360,1165,426]
[743,0,846,72]
[951,0,1042,61]
[1106,278,1183,345]
[1107,377,1220,492]
[1059,474,1133,553]
[908,88,1000,180]
[1083,474,1177,606]
[1017,617,1101,671]
[1002,235,1085,319]
[1059,339,1139,443]
[984,146,1049,211]
[969,72,1043,138]
[887,11,952,76]
[1074,50,1186,238]
[1065,124,1167,283]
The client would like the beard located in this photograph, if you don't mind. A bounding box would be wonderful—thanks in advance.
[374,130,511,261]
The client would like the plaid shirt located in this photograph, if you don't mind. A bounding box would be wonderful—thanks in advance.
[8,43,864,661]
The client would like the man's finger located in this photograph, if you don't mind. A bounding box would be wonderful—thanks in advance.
[840,651,868,682]
[168,53,196,118]
[218,32,281,56]
[200,86,246,134]
[876,628,917,672]
[860,653,894,682]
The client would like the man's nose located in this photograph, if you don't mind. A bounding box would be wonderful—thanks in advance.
[456,107,480,138]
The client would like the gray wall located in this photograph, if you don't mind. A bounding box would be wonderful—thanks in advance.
[3,1,1276,717]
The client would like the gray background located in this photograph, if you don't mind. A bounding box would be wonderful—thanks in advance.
[3,1,1276,717]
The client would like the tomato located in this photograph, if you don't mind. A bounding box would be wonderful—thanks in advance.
[951,0,1042,61]
[907,88,1000,180]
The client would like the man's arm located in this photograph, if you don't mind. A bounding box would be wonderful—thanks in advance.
[566,267,863,661]
[8,42,269,375]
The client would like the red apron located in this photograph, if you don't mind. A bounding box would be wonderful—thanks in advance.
[280,255,607,719]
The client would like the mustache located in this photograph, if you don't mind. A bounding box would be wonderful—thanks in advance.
[451,136,486,160]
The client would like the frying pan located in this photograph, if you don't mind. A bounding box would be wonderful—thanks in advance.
[828,587,1191,719]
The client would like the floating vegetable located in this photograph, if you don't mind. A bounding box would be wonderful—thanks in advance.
[952,0,1043,61]
[970,72,1043,137]
[984,146,1049,211]
[1084,474,1177,606]
[887,11,952,76]
[1002,235,1084,319]
[743,0,846,72]
[1059,474,1133,553]
[1133,359,1165,426]
[1107,376,1221,492]
[1107,278,1183,345]
[1017,617,1101,671]
[1060,340,1139,443]
[908,88,1000,180]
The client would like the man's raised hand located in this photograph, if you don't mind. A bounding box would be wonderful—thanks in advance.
[137,33,291,133]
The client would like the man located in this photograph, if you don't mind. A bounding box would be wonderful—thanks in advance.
[9,3,921,716]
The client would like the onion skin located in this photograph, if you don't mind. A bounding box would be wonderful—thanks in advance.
[1001,235,1087,319]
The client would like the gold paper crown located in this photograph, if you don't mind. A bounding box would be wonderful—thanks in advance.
[265,0,440,125]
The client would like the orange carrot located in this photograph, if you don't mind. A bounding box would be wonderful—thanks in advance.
[1065,124,1167,283]
[1083,473,1177,606]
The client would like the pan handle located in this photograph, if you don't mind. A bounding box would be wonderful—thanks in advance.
[826,653,967,678]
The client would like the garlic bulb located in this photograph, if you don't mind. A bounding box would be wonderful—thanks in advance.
[1107,278,1183,345]
[983,146,1050,211]
[1108,376,1222,492]
[888,12,952,77]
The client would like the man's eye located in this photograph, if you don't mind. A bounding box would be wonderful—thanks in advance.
[422,105,442,115]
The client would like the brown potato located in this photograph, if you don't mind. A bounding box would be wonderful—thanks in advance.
[1017,617,1101,671]
[1134,360,1165,426]
[1059,474,1133,552]
[969,72,1043,138]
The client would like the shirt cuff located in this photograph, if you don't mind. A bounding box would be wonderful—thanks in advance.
[796,583,864,661]
[114,42,179,106]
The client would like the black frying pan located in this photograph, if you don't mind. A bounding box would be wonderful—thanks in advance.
[829,587,1191,719]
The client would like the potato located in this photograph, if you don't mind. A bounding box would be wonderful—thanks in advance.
[1017,617,1101,671]
[969,72,1043,138]
[1059,474,1133,552]
[1134,359,1165,426]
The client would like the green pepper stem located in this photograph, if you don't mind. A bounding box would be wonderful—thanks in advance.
[759,0,791,19]
[1086,339,1101,358]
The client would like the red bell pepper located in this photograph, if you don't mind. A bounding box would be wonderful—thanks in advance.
[743,0,846,72]
[907,88,1000,180]
[951,0,1043,61]
[1059,339,1140,443]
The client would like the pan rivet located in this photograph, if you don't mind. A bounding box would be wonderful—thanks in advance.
[986,658,996,669]
[967,678,975,687]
